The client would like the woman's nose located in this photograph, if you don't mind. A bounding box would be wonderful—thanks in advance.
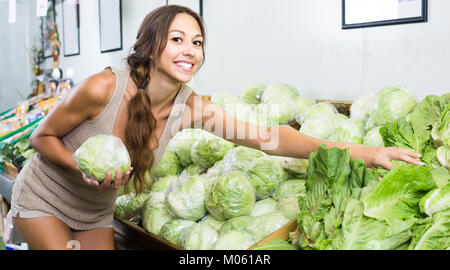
[182,43,194,56]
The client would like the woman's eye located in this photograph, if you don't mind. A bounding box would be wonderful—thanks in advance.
[172,37,182,42]
[193,40,203,46]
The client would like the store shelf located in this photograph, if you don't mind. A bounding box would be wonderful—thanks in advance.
[0,173,14,202]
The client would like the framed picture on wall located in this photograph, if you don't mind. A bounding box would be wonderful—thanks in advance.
[167,0,203,16]
[43,0,56,58]
[62,0,80,57]
[342,0,427,29]
[98,0,123,53]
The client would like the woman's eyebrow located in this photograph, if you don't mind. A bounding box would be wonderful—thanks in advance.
[169,29,203,38]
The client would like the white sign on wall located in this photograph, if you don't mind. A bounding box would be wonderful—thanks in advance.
[8,0,16,24]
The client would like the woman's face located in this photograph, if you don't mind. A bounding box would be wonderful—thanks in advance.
[155,13,204,84]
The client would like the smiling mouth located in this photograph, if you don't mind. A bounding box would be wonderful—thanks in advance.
[174,61,194,72]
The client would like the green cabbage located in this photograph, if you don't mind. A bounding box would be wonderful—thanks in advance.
[240,83,267,104]
[293,96,317,125]
[277,194,301,219]
[179,163,204,177]
[304,102,338,122]
[255,98,299,124]
[166,175,212,221]
[419,184,450,217]
[249,198,278,217]
[150,150,181,180]
[190,133,234,169]
[205,171,256,221]
[177,223,218,250]
[350,95,372,122]
[245,212,291,242]
[246,156,289,199]
[199,214,225,231]
[114,192,149,218]
[216,146,265,173]
[211,93,255,122]
[369,86,417,126]
[271,179,306,201]
[364,117,376,133]
[150,175,178,193]
[363,126,385,147]
[141,204,173,236]
[273,157,309,178]
[74,134,131,181]
[260,83,299,103]
[167,129,204,167]
[212,231,257,250]
[159,219,196,245]
[326,118,365,145]
[218,216,254,236]
[300,115,335,139]
[144,191,166,208]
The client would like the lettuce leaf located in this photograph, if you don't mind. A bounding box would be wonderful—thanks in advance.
[331,199,415,250]
[409,210,450,250]
[362,165,436,221]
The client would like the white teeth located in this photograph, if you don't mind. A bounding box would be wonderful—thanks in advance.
[176,62,193,69]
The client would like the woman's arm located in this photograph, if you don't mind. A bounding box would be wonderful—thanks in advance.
[29,70,115,174]
[185,93,423,170]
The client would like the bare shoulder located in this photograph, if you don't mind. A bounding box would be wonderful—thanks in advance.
[72,69,116,107]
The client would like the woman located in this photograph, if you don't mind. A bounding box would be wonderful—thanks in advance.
[10,5,423,250]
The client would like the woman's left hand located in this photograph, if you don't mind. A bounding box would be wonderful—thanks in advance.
[84,167,133,191]
[363,146,424,170]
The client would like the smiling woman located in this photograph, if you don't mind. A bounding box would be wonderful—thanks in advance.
[10,5,207,250]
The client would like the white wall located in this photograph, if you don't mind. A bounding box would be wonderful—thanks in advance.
[0,0,40,112]
[1,0,449,112]
[55,0,166,84]
[198,0,450,101]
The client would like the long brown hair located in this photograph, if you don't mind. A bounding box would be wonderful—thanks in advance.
[125,5,206,194]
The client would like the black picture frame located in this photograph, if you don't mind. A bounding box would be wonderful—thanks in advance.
[43,0,56,58]
[342,0,427,29]
[98,0,123,53]
[62,1,80,57]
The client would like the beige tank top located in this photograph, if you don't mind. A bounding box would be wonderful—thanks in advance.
[11,66,193,230]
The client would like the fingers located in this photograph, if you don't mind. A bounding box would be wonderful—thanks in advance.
[399,153,425,166]
[98,171,113,192]
[82,172,100,188]
[379,159,395,171]
[391,147,425,166]
[86,167,134,191]
[396,147,422,159]
[113,169,122,190]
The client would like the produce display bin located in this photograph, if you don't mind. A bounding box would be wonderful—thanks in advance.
[113,210,182,250]
[112,98,352,250]
[113,210,298,250]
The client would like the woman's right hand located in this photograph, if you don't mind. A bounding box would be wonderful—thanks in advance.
[82,167,133,191]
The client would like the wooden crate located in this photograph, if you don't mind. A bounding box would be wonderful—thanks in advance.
[113,211,298,250]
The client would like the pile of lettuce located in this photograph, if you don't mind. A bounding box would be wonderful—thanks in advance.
[290,144,449,250]
[112,85,449,250]
[114,128,304,250]
[212,83,318,126]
